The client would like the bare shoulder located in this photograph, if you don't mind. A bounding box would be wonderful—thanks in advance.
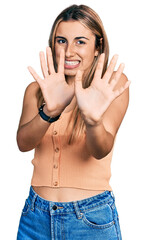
[18,81,40,129]
[110,71,129,88]
[23,81,41,108]
[24,81,40,97]
[109,71,129,107]
[103,71,130,136]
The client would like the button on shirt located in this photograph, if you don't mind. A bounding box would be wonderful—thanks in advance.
[31,110,113,191]
[51,120,61,188]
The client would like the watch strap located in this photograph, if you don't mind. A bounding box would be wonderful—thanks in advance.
[39,104,61,123]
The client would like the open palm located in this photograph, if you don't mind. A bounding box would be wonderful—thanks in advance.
[28,47,74,115]
[75,54,130,126]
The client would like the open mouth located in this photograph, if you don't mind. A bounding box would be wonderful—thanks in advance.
[64,60,80,69]
[65,60,80,66]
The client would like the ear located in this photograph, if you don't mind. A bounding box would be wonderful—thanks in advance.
[94,50,99,57]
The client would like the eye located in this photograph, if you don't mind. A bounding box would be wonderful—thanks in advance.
[77,40,86,45]
[57,39,66,44]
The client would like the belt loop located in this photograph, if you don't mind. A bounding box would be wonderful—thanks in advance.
[111,191,115,200]
[110,191,116,210]
[73,201,83,219]
[31,193,37,211]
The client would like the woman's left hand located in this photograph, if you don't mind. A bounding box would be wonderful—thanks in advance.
[74,53,131,126]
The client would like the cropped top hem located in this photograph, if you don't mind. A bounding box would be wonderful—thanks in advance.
[30,110,114,191]
[30,181,112,192]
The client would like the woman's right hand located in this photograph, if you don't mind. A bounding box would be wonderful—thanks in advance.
[28,47,74,117]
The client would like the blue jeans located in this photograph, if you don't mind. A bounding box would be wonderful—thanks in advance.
[17,186,122,239]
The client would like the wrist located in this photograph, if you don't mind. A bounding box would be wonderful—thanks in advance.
[43,104,61,118]
[85,117,103,129]
[39,104,61,123]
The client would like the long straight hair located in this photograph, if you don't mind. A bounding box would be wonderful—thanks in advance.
[37,5,109,144]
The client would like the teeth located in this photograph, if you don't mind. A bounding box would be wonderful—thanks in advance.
[65,60,79,66]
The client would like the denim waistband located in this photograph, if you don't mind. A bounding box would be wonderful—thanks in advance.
[28,186,114,217]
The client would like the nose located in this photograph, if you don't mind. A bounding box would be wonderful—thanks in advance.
[65,43,75,58]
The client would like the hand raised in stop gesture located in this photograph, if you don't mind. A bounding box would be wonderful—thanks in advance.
[28,47,74,117]
[74,54,131,126]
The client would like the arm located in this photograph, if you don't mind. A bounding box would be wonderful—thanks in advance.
[85,122,114,159]
[17,82,52,152]
[17,47,74,152]
[74,54,130,159]
[85,73,129,159]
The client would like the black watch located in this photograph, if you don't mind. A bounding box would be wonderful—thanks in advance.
[38,104,61,123]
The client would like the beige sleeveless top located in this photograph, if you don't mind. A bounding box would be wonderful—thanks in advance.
[31,110,113,191]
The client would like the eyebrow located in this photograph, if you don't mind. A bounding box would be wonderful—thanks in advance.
[55,36,90,40]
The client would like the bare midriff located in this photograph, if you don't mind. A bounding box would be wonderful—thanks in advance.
[32,186,105,202]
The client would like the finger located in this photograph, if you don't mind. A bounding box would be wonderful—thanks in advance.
[27,66,42,85]
[103,54,118,83]
[74,70,83,93]
[46,47,55,74]
[93,53,105,81]
[110,63,125,89]
[39,51,49,78]
[58,48,65,73]
[114,80,131,98]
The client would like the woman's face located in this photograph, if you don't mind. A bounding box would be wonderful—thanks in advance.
[55,20,98,83]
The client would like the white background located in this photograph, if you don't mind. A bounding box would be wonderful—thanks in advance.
[0,0,147,239]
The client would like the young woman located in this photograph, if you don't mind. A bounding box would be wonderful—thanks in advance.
[16,4,130,240]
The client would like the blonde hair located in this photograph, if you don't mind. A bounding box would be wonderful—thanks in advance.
[37,4,109,144]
